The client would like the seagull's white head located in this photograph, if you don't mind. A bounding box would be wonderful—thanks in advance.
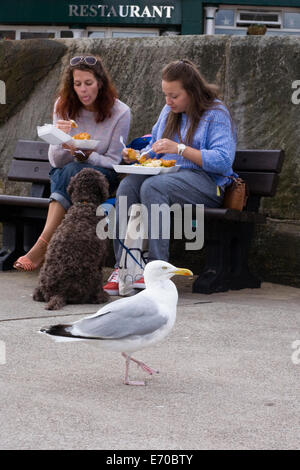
[143,260,193,285]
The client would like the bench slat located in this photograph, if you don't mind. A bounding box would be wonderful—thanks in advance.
[13,140,50,162]
[204,207,240,221]
[234,150,284,173]
[13,144,285,172]
[238,171,279,197]
[0,195,50,208]
[8,160,51,183]
[204,207,265,223]
[0,195,264,223]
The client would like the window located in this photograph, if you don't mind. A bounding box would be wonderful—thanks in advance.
[0,30,15,40]
[0,25,73,40]
[87,27,159,38]
[215,9,235,27]
[213,5,300,35]
[88,31,105,38]
[20,32,55,39]
[237,10,281,28]
[60,30,73,38]
[215,28,246,36]
[112,31,158,37]
[284,12,300,29]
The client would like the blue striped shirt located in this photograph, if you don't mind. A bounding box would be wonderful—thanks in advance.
[143,102,237,187]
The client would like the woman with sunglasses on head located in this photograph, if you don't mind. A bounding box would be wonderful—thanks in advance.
[104,59,237,296]
[14,55,130,271]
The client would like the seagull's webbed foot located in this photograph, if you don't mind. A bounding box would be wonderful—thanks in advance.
[122,353,158,386]
[124,379,146,386]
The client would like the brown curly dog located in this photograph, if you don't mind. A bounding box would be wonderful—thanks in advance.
[33,168,110,310]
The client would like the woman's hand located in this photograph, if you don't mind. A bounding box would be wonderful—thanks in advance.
[61,144,92,161]
[62,143,77,156]
[121,148,130,164]
[74,149,93,162]
[121,147,141,164]
[56,120,72,134]
[152,138,178,155]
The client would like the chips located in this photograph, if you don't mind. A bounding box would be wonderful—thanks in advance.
[135,159,176,168]
[127,148,139,160]
[73,132,91,140]
[160,160,177,167]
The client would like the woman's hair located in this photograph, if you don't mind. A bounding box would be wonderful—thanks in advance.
[161,59,225,145]
[55,55,118,122]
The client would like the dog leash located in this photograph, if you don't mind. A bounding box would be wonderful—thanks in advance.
[118,239,144,270]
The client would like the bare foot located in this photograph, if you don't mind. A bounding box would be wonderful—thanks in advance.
[14,236,49,271]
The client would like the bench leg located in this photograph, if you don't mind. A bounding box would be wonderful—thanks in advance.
[229,222,261,290]
[192,219,231,294]
[24,221,44,252]
[0,219,46,270]
[0,221,24,270]
[192,220,261,294]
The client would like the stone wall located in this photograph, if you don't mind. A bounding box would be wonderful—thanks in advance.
[1,35,300,285]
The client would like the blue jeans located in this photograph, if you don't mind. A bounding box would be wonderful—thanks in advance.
[49,162,119,210]
[113,169,224,266]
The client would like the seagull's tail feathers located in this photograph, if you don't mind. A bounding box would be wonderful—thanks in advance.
[40,324,84,342]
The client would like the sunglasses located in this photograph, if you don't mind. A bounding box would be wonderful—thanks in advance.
[70,56,98,66]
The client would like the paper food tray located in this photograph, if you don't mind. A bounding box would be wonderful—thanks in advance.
[113,164,180,175]
[37,124,73,145]
[37,124,99,150]
[70,138,99,150]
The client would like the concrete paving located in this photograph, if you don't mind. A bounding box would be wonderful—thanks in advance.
[0,268,299,450]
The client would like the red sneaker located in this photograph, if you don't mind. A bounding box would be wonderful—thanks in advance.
[103,268,119,296]
[132,276,145,289]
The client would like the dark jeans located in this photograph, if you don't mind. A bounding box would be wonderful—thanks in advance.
[49,162,119,210]
[113,168,224,266]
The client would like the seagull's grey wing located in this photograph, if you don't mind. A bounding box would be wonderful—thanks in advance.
[72,295,168,339]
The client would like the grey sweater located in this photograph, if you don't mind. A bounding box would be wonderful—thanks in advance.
[48,98,131,168]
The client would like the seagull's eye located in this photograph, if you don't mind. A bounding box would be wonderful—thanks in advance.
[162,266,168,270]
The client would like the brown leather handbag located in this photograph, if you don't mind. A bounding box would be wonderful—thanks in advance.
[223,177,248,211]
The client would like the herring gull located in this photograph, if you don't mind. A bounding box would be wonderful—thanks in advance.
[40,260,193,385]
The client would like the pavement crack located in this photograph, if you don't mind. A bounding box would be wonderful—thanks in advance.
[0,312,96,323]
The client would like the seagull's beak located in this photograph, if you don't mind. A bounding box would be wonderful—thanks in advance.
[173,268,193,277]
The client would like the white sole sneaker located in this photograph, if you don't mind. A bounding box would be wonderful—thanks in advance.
[103,289,119,296]
[132,282,145,289]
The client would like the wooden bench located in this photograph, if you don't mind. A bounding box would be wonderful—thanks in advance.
[0,140,51,270]
[192,149,285,293]
[0,141,284,296]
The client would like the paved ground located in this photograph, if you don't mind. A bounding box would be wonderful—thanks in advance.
[0,268,299,450]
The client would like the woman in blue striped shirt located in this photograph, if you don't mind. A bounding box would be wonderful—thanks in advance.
[104,59,237,296]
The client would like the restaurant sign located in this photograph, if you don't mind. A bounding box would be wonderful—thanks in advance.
[69,4,177,20]
[0,0,181,25]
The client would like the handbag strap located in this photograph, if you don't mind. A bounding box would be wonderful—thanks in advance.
[227,175,242,182]
[118,239,144,269]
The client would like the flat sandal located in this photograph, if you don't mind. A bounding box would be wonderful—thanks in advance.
[13,236,48,272]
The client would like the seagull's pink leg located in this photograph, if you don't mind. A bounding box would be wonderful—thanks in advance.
[129,356,159,376]
[122,353,146,386]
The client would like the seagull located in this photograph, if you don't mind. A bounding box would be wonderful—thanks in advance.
[40,260,193,386]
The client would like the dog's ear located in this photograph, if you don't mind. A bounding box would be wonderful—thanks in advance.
[67,174,76,199]
[97,173,110,202]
